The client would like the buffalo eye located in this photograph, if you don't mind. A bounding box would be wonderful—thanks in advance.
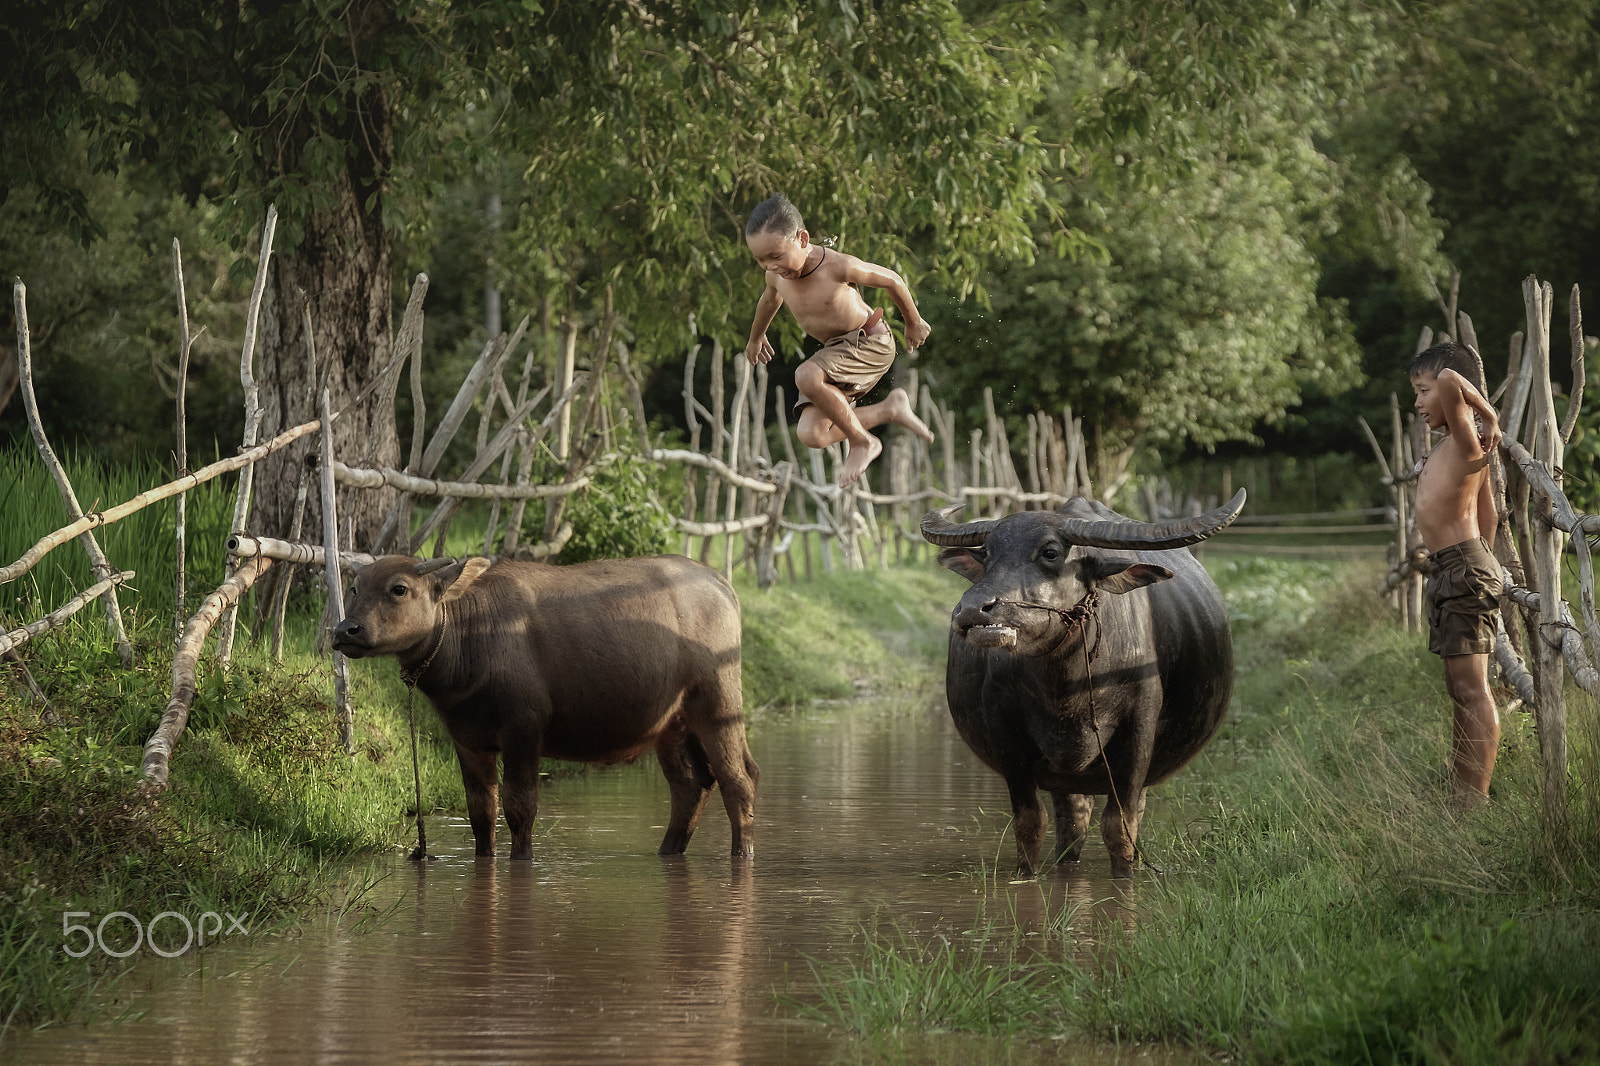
[1040,545,1061,563]
[390,583,408,597]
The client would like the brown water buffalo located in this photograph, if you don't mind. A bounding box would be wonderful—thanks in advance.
[332,554,758,860]
[921,491,1244,878]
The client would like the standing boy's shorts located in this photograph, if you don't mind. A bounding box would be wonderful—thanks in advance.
[793,316,896,412]
[1425,537,1502,657]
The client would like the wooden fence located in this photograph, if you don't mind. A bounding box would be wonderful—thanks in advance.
[2,208,1123,795]
[1363,273,1599,818]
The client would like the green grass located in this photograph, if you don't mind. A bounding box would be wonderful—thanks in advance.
[800,553,1600,1064]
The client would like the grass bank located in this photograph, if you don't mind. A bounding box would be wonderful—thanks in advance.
[804,554,1600,1064]
[0,559,959,1033]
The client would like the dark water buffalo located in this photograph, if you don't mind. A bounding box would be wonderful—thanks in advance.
[921,491,1244,878]
[332,554,758,860]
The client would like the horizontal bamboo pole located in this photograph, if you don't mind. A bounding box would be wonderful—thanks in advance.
[141,556,273,792]
[650,449,777,493]
[228,528,576,566]
[1494,618,1539,708]
[1502,440,1587,534]
[1232,507,1391,524]
[0,571,135,658]
[1501,577,1600,698]
[228,536,377,568]
[1217,524,1395,536]
[673,514,770,536]
[332,461,591,500]
[0,417,322,587]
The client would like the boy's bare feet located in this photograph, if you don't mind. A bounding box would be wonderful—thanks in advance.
[839,434,883,488]
[885,387,935,442]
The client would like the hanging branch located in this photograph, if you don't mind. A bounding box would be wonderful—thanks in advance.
[12,280,133,667]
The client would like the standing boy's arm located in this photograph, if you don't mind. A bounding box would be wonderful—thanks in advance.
[745,279,784,365]
[1437,368,1503,453]
[843,257,932,350]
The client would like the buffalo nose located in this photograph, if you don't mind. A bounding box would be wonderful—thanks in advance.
[332,619,360,641]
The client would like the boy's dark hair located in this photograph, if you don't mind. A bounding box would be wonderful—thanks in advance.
[1409,341,1483,390]
[745,194,803,238]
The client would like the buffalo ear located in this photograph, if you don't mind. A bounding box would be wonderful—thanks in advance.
[1093,561,1173,595]
[937,547,987,584]
[438,556,493,603]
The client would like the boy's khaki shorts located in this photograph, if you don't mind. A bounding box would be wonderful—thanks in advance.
[793,323,896,411]
[1425,537,1502,657]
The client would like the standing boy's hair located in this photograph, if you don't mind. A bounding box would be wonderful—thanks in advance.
[1410,341,1483,390]
[745,193,803,238]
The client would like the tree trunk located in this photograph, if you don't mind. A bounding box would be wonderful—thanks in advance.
[250,107,400,546]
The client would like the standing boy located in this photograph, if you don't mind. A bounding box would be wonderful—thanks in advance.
[743,193,934,488]
[1410,341,1504,805]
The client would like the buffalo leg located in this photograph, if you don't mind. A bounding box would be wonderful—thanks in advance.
[500,740,542,861]
[684,677,759,859]
[655,723,715,855]
[1050,792,1094,864]
[1101,787,1147,879]
[1005,773,1047,876]
[456,746,500,857]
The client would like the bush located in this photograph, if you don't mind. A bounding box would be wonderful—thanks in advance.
[532,450,679,564]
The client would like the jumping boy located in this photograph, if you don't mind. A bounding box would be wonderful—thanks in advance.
[743,193,935,488]
[1410,341,1505,805]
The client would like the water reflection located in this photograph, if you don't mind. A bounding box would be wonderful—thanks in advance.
[4,697,1191,1066]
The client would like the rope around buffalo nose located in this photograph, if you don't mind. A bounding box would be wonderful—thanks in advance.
[399,608,448,862]
[990,588,1161,875]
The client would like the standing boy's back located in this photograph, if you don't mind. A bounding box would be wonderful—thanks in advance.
[1409,341,1504,804]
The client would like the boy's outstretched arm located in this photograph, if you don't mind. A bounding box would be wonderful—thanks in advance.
[745,280,784,365]
[844,257,931,350]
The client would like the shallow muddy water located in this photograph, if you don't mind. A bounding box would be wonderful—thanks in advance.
[4,696,1198,1065]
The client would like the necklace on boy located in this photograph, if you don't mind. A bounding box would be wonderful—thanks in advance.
[796,247,826,279]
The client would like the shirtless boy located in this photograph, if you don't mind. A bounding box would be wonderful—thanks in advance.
[743,194,935,487]
[1410,342,1505,805]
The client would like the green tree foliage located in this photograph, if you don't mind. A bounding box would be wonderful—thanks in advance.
[491,1,1056,360]
[920,3,1449,485]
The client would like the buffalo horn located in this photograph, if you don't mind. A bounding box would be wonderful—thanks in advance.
[413,557,458,575]
[1048,488,1247,550]
[919,504,999,547]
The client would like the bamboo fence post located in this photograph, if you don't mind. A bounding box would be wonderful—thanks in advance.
[320,388,354,755]
[682,341,702,557]
[172,239,194,642]
[502,374,588,555]
[216,205,277,663]
[756,463,793,589]
[12,280,133,668]
[555,317,577,461]
[1523,276,1567,820]
[774,385,812,580]
[1389,393,1412,630]
[141,556,273,792]
[486,310,539,553]
[1560,285,1585,445]
[702,338,726,563]
[268,299,322,659]
[725,357,751,578]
